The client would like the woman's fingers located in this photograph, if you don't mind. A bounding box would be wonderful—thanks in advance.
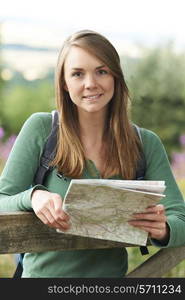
[128,218,167,239]
[38,207,70,230]
[51,193,70,221]
[139,226,167,239]
[128,219,165,229]
[32,190,71,230]
[145,204,165,214]
[130,204,166,222]
[48,202,71,230]
[128,204,168,240]
[130,212,167,223]
[40,208,70,230]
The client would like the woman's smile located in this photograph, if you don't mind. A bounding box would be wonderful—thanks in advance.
[82,93,103,101]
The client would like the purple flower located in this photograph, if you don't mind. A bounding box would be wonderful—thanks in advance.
[0,134,17,160]
[171,151,185,179]
[7,135,17,145]
[180,135,185,146]
[0,127,5,139]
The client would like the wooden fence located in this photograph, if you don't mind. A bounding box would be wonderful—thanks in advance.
[1,211,185,277]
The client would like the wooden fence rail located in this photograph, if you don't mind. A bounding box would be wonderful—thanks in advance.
[1,212,185,277]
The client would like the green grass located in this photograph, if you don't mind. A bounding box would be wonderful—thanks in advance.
[127,246,185,277]
[0,254,16,278]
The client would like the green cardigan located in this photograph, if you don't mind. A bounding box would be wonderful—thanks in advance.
[0,112,185,278]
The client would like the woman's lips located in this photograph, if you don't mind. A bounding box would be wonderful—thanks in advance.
[83,94,102,100]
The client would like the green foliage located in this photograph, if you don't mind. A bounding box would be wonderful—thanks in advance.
[2,79,55,135]
[122,44,185,156]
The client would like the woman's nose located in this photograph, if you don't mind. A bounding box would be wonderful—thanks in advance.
[84,74,97,89]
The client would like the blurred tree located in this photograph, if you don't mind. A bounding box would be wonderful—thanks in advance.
[2,42,185,157]
[125,43,185,156]
[2,78,55,134]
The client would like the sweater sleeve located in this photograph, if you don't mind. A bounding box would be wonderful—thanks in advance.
[140,128,185,248]
[0,112,52,212]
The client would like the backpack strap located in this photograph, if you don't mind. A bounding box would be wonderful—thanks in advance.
[34,110,59,185]
[13,253,24,278]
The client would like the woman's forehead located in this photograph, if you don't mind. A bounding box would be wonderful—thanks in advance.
[64,46,105,70]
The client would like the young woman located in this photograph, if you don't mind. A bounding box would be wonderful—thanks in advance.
[0,30,185,278]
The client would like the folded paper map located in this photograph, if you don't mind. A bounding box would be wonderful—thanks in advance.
[57,179,166,246]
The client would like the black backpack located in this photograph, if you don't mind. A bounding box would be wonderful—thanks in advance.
[13,110,148,277]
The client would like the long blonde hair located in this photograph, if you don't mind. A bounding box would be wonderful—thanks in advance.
[51,30,142,179]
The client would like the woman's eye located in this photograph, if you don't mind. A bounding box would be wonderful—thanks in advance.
[72,72,83,77]
[98,69,108,75]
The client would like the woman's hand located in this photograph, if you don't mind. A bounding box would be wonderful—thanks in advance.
[31,189,70,231]
[128,204,169,244]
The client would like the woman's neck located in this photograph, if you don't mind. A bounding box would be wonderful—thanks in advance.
[78,111,107,146]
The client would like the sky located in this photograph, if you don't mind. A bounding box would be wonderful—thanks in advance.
[1,0,185,79]
[1,0,185,49]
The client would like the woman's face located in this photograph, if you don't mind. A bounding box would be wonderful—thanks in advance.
[63,46,114,115]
